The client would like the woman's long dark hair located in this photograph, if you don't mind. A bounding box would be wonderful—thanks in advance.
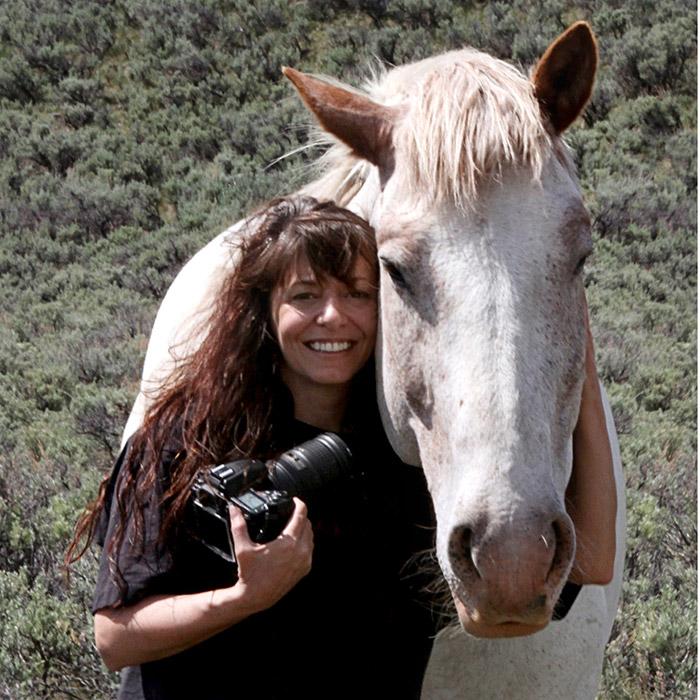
[66,196,377,583]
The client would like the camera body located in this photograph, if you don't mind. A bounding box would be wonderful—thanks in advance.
[190,433,353,563]
[191,460,294,562]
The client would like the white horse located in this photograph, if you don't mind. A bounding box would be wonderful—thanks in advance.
[123,23,625,699]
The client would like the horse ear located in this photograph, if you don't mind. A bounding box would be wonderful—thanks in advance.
[283,67,396,173]
[533,21,598,133]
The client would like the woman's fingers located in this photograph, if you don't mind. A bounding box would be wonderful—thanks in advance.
[282,498,311,540]
[228,505,254,551]
[278,500,313,578]
[276,499,313,572]
[229,500,312,552]
[229,498,313,612]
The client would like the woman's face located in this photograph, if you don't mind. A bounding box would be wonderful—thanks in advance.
[271,254,378,395]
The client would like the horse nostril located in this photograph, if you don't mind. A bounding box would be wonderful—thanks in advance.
[547,516,575,581]
[449,525,480,580]
[460,526,472,555]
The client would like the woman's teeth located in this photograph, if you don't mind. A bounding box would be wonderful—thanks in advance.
[307,341,353,353]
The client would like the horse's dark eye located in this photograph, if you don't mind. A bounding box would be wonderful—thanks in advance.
[574,254,589,275]
[379,256,409,291]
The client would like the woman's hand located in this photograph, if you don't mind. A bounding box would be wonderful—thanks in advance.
[230,497,314,613]
[566,298,617,585]
[94,498,313,671]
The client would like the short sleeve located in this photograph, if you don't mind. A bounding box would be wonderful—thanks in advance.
[91,441,175,613]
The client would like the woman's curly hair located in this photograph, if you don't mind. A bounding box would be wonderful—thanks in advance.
[66,196,377,596]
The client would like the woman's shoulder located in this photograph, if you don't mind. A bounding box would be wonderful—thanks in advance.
[94,429,185,545]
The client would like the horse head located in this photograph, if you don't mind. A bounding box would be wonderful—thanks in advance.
[286,22,598,637]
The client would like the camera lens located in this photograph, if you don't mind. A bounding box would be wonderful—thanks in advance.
[268,432,353,496]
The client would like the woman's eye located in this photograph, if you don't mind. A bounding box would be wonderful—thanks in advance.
[379,256,409,291]
[291,292,316,301]
[349,289,373,299]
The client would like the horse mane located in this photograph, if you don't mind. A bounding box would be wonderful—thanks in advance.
[300,49,573,209]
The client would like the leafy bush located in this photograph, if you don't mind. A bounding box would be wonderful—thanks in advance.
[0,0,695,697]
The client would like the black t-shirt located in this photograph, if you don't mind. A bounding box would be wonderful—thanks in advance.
[93,419,439,699]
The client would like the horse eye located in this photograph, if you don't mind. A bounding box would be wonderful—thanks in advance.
[379,256,409,291]
[574,254,589,275]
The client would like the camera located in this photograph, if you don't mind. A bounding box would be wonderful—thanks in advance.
[190,432,353,563]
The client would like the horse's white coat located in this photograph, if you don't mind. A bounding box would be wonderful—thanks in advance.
[421,382,625,699]
[122,36,625,700]
[372,153,600,614]
[121,221,241,447]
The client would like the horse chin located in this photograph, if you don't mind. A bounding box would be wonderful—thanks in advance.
[453,596,551,639]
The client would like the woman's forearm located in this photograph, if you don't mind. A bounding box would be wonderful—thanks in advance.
[94,583,257,671]
[95,500,313,671]
[566,324,617,586]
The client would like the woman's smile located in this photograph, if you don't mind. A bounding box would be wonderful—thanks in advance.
[305,340,355,353]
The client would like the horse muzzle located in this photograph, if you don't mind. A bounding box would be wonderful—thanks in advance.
[445,508,575,635]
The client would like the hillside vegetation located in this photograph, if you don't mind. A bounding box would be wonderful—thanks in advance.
[0,1,695,697]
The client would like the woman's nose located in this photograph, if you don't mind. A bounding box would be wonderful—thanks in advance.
[316,296,346,325]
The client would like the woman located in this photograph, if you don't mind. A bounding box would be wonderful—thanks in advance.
[68,195,616,699]
[68,196,437,699]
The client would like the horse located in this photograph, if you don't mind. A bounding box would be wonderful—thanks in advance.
[122,22,625,699]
